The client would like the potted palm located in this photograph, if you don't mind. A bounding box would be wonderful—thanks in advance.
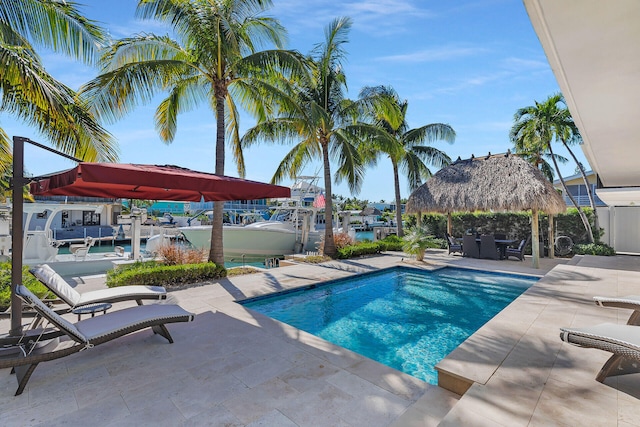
[402,226,438,261]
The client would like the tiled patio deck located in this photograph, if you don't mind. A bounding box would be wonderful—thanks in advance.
[1,251,639,426]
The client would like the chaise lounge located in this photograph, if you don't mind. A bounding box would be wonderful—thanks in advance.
[560,323,640,382]
[559,295,640,382]
[0,285,194,395]
[30,264,167,310]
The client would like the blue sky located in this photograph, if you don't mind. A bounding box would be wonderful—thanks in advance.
[3,0,587,202]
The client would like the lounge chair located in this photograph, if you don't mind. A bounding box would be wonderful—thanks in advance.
[560,323,640,382]
[593,295,640,325]
[505,236,530,261]
[479,234,499,260]
[462,235,479,258]
[30,264,166,310]
[445,233,463,255]
[0,285,194,395]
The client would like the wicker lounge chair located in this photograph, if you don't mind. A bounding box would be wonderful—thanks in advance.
[560,323,640,382]
[0,285,194,395]
[462,235,479,258]
[445,233,463,255]
[593,295,640,325]
[30,264,166,310]
[505,236,530,261]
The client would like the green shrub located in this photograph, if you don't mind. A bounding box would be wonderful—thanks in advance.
[106,261,226,288]
[336,242,381,259]
[377,235,404,251]
[573,243,616,256]
[0,261,49,310]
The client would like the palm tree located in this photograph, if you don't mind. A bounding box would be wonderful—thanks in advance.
[357,86,455,237]
[510,93,594,242]
[242,17,365,258]
[81,0,304,265]
[0,0,118,166]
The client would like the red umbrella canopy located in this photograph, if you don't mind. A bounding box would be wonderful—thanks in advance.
[30,163,291,201]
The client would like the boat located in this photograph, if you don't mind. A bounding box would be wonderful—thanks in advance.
[179,176,327,261]
[0,202,159,275]
[179,205,323,261]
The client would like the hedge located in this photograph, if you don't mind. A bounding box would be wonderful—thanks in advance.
[106,261,226,288]
[0,261,49,311]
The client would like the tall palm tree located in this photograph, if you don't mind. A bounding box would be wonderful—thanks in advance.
[0,0,118,166]
[357,86,455,237]
[512,130,567,182]
[510,93,594,242]
[242,17,365,258]
[81,0,304,265]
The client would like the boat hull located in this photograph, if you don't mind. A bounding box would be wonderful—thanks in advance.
[179,224,321,259]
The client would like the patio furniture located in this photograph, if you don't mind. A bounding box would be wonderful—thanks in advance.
[479,234,499,260]
[594,295,640,325]
[445,233,463,255]
[30,264,167,310]
[560,323,640,382]
[462,235,479,258]
[494,233,506,240]
[505,236,530,261]
[0,285,194,395]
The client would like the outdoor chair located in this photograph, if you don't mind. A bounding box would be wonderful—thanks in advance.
[0,285,194,395]
[30,264,167,311]
[560,323,640,383]
[445,233,463,255]
[462,235,479,258]
[479,234,499,260]
[494,233,506,240]
[505,236,530,261]
[593,295,640,325]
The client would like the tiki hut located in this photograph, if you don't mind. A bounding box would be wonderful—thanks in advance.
[406,152,566,268]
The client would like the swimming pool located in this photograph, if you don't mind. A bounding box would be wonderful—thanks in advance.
[242,266,537,384]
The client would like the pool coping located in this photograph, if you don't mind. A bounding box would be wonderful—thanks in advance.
[435,268,554,395]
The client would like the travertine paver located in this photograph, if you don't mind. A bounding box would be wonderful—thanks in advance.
[1,251,638,426]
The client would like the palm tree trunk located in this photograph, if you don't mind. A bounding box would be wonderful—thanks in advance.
[321,141,336,257]
[209,93,226,265]
[562,140,600,241]
[392,161,403,237]
[547,144,594,243]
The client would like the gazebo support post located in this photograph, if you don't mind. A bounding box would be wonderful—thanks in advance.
[416,211,422,227]
[548,213,555,259]
[531,209,540,269]
[447,212,452,235]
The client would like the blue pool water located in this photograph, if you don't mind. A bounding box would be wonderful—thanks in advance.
[243,267,537,384]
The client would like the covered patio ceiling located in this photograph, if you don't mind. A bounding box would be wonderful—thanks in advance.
[524,0,640,192]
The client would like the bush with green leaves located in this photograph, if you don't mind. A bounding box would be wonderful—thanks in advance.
[376,235,404,251]
[0,262,49,310]
[106,261,226,288]
[573,243,616,256]
[336,242,381,259]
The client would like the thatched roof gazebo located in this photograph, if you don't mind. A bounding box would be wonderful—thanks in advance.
[406,152,566,268]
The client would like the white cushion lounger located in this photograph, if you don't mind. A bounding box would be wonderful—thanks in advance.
[560,323,640,382]
[30,264,166,309]
[0,285,194,396]
[593,295,640,325]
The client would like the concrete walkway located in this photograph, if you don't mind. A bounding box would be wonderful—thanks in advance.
[0,251,638,426]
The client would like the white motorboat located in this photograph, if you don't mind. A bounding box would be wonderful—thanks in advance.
[179,205,323,261]
[0,202,157,275]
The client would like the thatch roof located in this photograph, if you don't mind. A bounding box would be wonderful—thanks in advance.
[406,152,567,215]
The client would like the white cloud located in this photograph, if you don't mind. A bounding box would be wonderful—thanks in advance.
[377,45,486,63]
